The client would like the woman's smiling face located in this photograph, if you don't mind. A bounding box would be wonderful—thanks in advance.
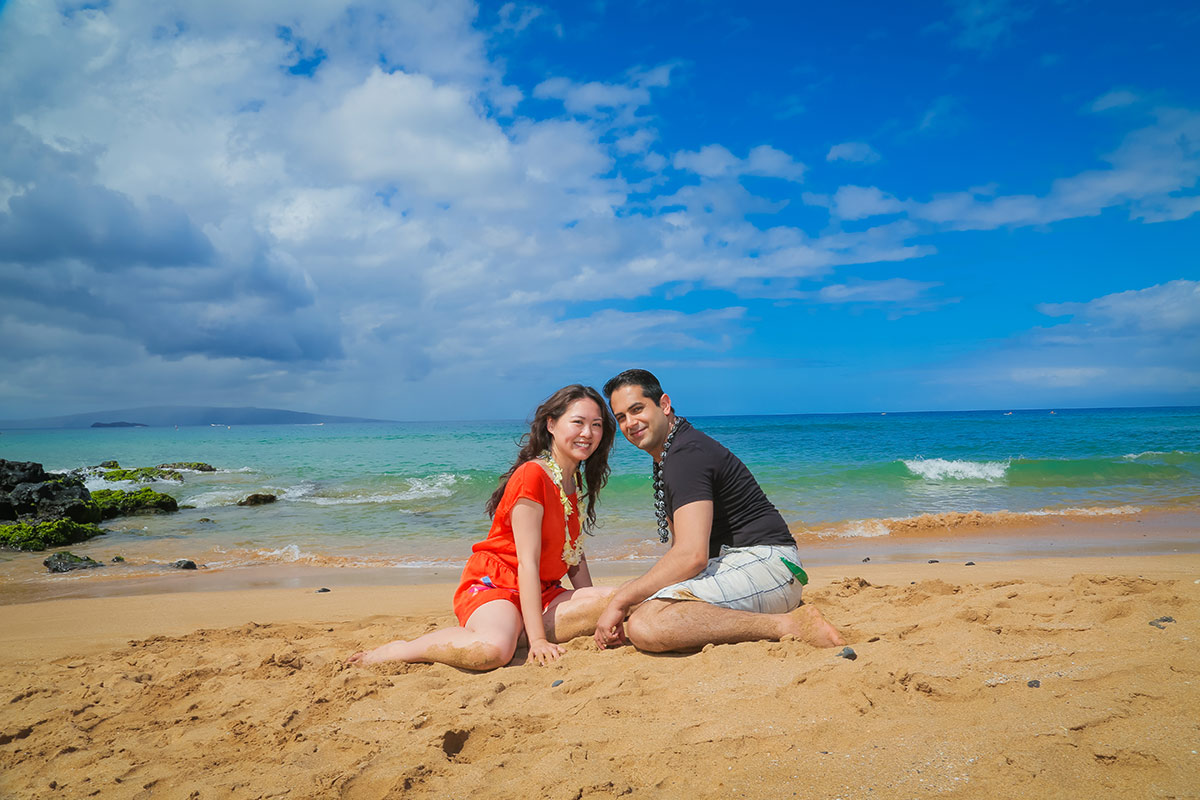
[547,397,606,467]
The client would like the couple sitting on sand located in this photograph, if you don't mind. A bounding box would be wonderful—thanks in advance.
[349,370,844,670]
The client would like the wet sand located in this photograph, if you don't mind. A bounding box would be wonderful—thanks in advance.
[2,547,1199,798]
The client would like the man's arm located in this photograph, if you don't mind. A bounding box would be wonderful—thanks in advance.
[594,500,712,648]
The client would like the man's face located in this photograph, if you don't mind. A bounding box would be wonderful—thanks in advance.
[608,384,672,458]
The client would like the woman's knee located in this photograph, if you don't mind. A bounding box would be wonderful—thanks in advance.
[571,586,616,602]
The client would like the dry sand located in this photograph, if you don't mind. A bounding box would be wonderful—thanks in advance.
[2,555,1198,799]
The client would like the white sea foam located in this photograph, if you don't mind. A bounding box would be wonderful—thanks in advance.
[1121,450,1193,460]
[292,473,463,505]
[187,490,253,508]
[259,544,310,562]
[829,520,892,538]
[902,458,1009,481]
[1029,505,1141,517]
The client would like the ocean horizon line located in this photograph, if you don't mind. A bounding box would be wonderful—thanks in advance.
[2,402,1197,431]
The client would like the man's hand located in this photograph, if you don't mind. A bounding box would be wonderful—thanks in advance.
[525,639,566,666]
[593,601,627,649]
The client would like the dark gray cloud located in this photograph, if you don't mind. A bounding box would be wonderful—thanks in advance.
[0,177,214,268]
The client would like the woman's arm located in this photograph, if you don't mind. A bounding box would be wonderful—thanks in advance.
[511,497,566,665]
[567,551,594,589]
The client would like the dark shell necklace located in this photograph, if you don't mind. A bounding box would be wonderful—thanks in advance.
[651,417,685,543]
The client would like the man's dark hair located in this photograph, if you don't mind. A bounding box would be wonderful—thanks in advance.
[603,369,664,403]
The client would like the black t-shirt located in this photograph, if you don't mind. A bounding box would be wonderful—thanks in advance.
[662,420,795,558]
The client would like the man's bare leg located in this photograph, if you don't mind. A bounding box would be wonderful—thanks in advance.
[625,598,845,653]
[544,586,615,643]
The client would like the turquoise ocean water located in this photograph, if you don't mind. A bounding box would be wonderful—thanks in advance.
[1,407,1197,583]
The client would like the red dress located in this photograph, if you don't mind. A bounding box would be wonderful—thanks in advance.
[452,460,582,626]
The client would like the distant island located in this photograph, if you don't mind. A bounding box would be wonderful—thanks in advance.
[0,406,395,430]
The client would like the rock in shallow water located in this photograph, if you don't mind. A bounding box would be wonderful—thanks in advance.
[237,493,277,506]
[43,551,104,573]
[171,559,198,570]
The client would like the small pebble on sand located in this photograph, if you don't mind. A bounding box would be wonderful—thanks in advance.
[928,559,939,564]
[551,680,564,687]
[316,588,331,593]
[965,561,976,566]
[836,647,857,661]
[862,557,870,563]
[1027,680,1041,688]
[1149,616,1176,629]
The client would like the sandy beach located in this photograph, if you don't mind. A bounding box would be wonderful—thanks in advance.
[2,547,1198,799]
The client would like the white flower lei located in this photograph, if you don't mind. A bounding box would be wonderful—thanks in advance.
[540,450,584,566]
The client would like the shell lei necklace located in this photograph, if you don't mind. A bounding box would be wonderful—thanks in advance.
[540,450,584,566]
[652,417,685,543]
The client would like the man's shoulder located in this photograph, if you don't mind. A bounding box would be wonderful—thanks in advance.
[664,425,722,475]
[674,424,731,459]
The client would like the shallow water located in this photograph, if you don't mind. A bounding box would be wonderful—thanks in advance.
[2,406,1197,589]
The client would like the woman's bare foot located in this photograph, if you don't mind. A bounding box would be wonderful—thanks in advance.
[345,640,412,665]
[782,604,846,648]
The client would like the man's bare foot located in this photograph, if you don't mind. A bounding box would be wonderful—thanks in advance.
[782,604,846,648]
[345,640,412,665]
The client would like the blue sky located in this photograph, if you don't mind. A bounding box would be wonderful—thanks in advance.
[0,0,1197,421]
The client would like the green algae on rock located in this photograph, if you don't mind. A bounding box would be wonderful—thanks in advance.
[102,466,184,483]
[91,488,179,519]
[156,462,216,472]
[0,519,106,551]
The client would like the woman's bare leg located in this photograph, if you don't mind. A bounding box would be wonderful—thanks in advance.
[543,586,616,643]
[347,600,523,670]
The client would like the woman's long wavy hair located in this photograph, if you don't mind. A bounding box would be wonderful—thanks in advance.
[486,384,615,534]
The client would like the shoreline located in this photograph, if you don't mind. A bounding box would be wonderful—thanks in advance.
[2,507,1196,606]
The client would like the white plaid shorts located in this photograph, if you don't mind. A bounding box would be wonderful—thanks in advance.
[647,544,805,613]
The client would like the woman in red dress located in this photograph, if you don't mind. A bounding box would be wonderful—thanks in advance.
[348,384,616,670]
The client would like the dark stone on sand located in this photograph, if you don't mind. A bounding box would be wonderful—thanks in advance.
[44,551,104,573]
[171,559,198,570]
[1027,680,1041,688]
[315,587,331,593]
[1149,616,1176,629]
[238,493,277,506]
[836,646,857,661]
[965,561,976,566]
[862,557,870,562]
[928,559,939,563]
[551,680,564,687]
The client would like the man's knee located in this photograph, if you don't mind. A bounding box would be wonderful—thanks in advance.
[625,601,674,653]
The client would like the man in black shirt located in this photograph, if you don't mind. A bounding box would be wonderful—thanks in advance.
[594,369,844,653]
